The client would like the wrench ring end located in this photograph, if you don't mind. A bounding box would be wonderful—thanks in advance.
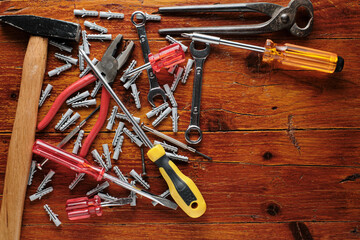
[185,125,203,145]
[131,11,147,27]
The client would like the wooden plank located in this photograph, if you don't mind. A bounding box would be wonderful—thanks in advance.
[0,0,359,41]
[2,128,360,172]
[1,132,360,225]
[0,39,358,132]
[14,162,360,223]
[19,222,360,240]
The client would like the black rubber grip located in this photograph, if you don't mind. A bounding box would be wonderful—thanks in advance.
[335,56,344,72]
[155,155,197,205]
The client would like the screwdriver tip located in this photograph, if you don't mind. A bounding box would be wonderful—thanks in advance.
[181,33,191,38]
[195,150,212,161]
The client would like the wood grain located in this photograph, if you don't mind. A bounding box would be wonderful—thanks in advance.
[0,0,359,239]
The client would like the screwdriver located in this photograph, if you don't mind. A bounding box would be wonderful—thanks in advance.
[32,139,178,210]
[126,43,185,76]
[182,33,344,73]
[79,49,206,218]
[66,195,132,220]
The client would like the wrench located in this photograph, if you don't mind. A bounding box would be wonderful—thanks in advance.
[185,41,211,145]
[131,11,167,108]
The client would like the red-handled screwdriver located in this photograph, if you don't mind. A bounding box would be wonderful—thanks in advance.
[66,195,103,220]
[32,139,178,210]
[66,195,132,220]
[126,43,185,76]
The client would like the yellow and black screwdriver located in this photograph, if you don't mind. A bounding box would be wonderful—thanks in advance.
[79,49,206,218]
[182,33,344,73]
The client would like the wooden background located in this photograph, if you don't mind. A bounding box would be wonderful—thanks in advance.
[0,0,359,239]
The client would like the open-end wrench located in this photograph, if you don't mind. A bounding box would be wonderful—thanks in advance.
[131,11,167,107]
[185,41,211,145]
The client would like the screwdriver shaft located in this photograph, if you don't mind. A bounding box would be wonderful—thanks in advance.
[80,49,153,148]
[141,124,212,160]
[103,173,177,209]
[182,33,265,52]
[126,62,151,76]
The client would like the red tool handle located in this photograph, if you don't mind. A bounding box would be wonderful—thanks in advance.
[37,74,97,131]
[66,195,103,220]
[149,43,185,72]
[79,86,110,157]
[32,139,105,181]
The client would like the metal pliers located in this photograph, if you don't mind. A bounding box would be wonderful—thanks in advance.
[158,0,313,38]
[38,34,134,157]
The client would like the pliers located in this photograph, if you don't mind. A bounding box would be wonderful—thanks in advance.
[37,34,134,157]
[157,0,313,38]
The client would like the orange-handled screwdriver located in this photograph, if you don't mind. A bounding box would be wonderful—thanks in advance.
[182,33,344,73]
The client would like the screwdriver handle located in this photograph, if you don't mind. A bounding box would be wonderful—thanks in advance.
[147,145,206,218]
[263,39,344,73]
[149,43,185,72]
[66,195,102,220]
[32,139,105,181]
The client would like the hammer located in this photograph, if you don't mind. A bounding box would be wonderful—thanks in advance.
[0,15,80,239]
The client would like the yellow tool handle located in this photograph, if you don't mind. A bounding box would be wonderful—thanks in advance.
[147,145,206,218]
[262,39,344,73]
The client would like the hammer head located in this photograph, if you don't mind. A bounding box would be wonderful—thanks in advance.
[0,15,81,42]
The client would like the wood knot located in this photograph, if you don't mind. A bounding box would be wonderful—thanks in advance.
[262,151,273,160]
[266,203,280,216]
[11,93,17,99]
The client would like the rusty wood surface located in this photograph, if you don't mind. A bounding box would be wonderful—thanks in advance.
[0,0,360,239]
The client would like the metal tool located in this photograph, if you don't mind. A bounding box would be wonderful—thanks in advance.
[158,0,313,38]
[131,11,167,107]
[80,48,206,218]
[185,41,210,145]
[183,32,344,73]
[38,35,134,157]
[0,15,81,240]
[141,124,212,160]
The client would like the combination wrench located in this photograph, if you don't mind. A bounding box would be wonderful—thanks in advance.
[185,41,211,145]
[131,11,167,107]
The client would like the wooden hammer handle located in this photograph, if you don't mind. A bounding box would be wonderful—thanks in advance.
[0,36,48,240]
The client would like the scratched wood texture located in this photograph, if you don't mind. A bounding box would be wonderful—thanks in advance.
[0,0,360,239]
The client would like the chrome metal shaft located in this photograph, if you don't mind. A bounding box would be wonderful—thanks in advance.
[80,49,153,148]
[182,33,265,53]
